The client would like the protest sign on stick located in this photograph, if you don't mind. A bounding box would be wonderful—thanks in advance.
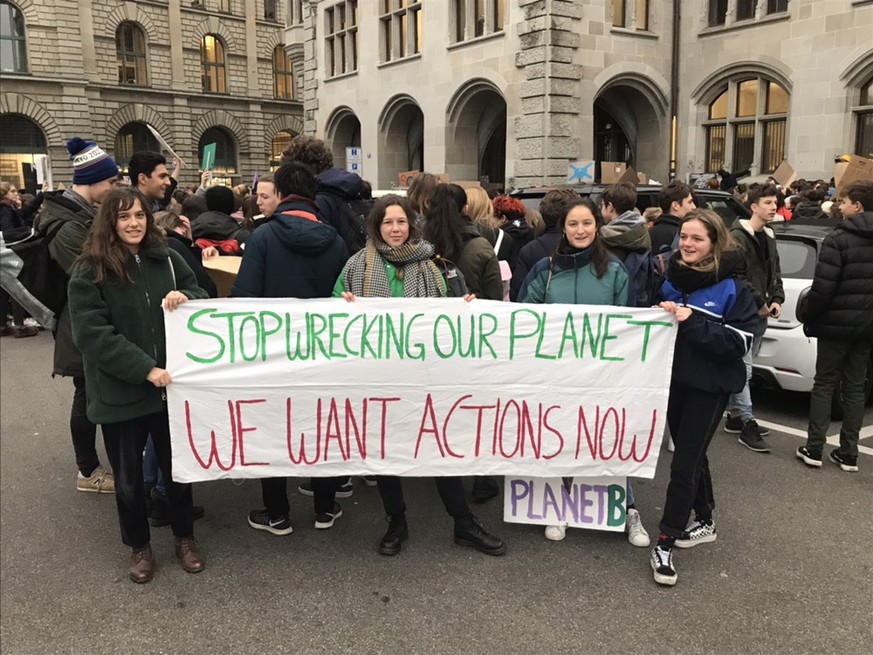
[165,299,676,483]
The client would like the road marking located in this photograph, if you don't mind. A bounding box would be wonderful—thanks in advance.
[757,420,873,457]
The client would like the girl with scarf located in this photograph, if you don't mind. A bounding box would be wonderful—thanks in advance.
[333,194,506,558]
[651,209,758,586]
[517,198,649,548]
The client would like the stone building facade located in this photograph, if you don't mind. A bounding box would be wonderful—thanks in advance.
[0,0,304,192]
[298,0,873,190]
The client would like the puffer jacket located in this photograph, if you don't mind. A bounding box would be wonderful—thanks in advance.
[659,251,759,394]
[800,212,873,341]
[39,192,95,377]
[729,219,785,309]
[518,245,630,306]
[68,246,208,424]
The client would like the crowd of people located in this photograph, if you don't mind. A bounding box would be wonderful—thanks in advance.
[2,135,871,589]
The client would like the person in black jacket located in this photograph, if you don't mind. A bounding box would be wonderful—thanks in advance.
[154,211,217,298]
[796,181,873,473]
[509,189,575,301]
[652,209,758,586]
[650,181,696,255]
[232,161,349,534]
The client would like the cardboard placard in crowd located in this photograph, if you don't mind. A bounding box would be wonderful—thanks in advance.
[600,162,627,184]
[771,160,797,188]
[398,170,420,187]
[616,166,638,185]
[202,255,241,297]
[835,155,873,198]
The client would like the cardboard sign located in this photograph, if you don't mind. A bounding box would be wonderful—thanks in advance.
[453,180,482,189]
[503,476,627,532]
[567,160,595,184]
[688,173,716,189]
[600,162,627,184]
[164,298,676,483]
[201,255,241,298]
[146,124,187,168]
[398,170,420,187]
[835,155,873,198]
[616,166,638,185]
[771,160,797,188]
[201,142,217,172]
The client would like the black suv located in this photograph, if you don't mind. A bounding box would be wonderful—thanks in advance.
[510,184,751,225]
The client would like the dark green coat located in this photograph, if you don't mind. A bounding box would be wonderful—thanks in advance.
[68,246,207,424]
[39,192,94,377]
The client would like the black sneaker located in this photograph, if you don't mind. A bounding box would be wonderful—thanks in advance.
[828,450,859,472]
[651,545,677,586]
[796,446,823,468]
[454,515,506,556]
[379,514,409,556]
[314,503,343,529]
[674,519,716,549]
[723,413,744,433]
[738,420,771,452]
[247,509,294,536]
[362,476,378,487]
[297,477,354,498]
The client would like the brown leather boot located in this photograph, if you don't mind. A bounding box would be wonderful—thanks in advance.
[129,545,154,583]
[175,537,205,573]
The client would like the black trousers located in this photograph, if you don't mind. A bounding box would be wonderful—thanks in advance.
[71,376,102,476]
[261,476,342,518]
[658,382,728,538]
[377,476,471,520]
[0,289,25,325]
[102,409,194,549]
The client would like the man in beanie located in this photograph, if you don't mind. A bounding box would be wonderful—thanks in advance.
[38,137,118,493]
[129,151,174,213]
[190,185,250,244]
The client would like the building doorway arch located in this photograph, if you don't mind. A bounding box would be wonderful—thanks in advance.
[378,95,423,188]
[446,79,506,188]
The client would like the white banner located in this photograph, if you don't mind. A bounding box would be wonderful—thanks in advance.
[503,476,627,532]
[166,298,676,483]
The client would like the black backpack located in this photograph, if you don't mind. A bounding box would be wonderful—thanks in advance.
[1,221,68,318]
[324,192,373,255]
[433,256,470,297]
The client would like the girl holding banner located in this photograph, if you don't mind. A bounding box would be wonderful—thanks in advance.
[516,197,651,549]
[652,209,758,586]
[333,194,506,557]
[68,187,209,583]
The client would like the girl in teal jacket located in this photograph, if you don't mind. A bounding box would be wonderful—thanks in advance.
[517,198,648,548]
[68,187,208,584]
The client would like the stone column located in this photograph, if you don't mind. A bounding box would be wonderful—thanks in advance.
[167,0,186,90]
[513,0,583,188]
[302,1,319,134]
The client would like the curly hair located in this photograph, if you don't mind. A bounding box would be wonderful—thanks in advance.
[492,195,526,221]
[281,135,334,174]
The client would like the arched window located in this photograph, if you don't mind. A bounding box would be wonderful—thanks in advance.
[114,122,161,174]
[198,126,237,178]
[856,77,873,159]
[116,22,148,85]
[0,114,47,192]
[702,77,789,174]
[200,34,227,93]
[0,1,27,73]
[272,45,294,100]
[270,129,295,169]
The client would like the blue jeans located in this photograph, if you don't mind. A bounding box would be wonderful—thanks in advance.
[143,435,167,496]
[727,316,767,421]
[626,480,636,508]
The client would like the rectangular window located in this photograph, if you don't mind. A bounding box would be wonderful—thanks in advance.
[733,122,756,172]
[736,80,758,117]
[265,0,277,21]
[706,124,726,172]
[381,0,421,62]
[612,0,648,30]
[287,0,303,26]
[218,0,231,13]
[737,0,756,20]
[708,0,727,26]
[761,119,786,174]
[767,0,789,14]
[453,0,503,43]
[325,1,358,76]
[856,112,873,159]
[612,0,627,27]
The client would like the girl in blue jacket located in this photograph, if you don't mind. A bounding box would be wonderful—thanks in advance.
[652,209,758,586]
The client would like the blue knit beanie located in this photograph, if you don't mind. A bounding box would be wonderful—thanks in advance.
[67,137,119,185]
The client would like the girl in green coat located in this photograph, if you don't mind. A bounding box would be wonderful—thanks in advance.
[68,187,208,584]
[518,197,649,549]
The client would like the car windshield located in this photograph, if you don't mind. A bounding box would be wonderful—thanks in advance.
[776,239,818,279]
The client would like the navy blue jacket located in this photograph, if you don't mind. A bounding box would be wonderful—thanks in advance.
[659,253,759,394]
[232,197,348,299]
[315,168,364,231]
[510,225,561,301]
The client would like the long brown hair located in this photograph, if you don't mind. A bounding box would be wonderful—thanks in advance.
[553,198,610,278]
[367,194,421,246]
[677,208,737,274]
[75,187,164,285]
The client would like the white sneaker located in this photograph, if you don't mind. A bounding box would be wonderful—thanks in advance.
[625,508,650,547]
[675,519,717,548]
[544,525,566,541]
[651,545,677,586]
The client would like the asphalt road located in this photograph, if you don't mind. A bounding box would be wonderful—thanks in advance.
[1,332,871,655]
